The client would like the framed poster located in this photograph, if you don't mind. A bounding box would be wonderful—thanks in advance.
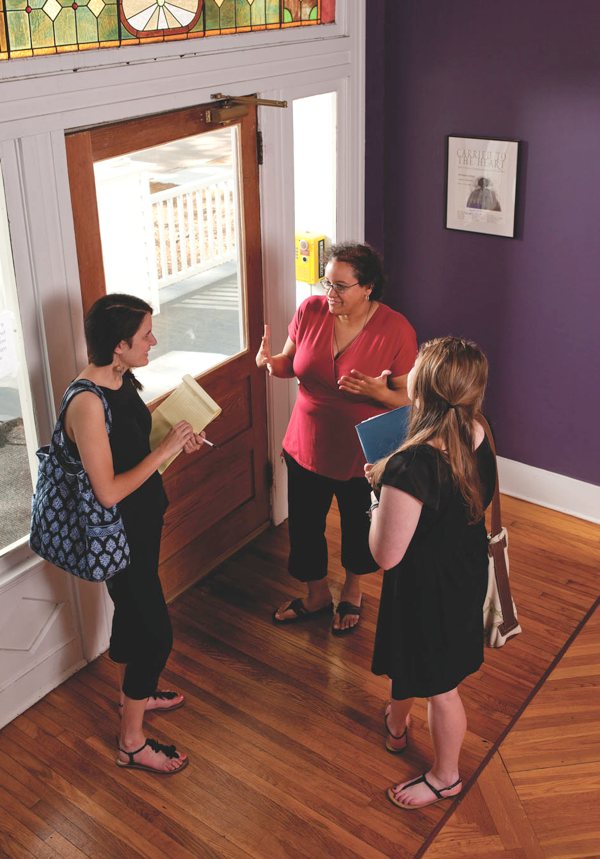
[445,136,520,237]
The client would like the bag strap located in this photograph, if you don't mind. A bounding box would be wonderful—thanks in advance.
[477,413,502,539]
[477,413,519,636]
[52,380,113,468]
[58,379,112,433]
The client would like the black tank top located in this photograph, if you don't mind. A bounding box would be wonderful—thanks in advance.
[99,372,168,523]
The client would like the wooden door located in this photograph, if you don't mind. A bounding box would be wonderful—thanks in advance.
[65,105,270,601]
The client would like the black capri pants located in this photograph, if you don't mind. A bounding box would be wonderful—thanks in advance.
[105,514,172,700]
[284,450,379,582]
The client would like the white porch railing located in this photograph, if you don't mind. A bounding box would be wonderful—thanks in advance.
[152,176,237,288]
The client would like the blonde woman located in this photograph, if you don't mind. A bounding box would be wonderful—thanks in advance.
[366,337,496,809]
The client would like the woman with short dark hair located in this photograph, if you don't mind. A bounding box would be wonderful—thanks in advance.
[63,293,205,774]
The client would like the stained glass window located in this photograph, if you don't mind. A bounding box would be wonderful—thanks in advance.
[0,0,335,59]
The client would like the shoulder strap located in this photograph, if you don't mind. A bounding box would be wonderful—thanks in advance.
[477,413,501,538]
[49,380,113,468]
[58,379,112,434]
[477,413,519,636]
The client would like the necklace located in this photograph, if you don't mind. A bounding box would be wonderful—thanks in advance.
[333,300,374,360]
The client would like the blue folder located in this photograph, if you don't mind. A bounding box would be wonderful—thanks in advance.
[355,405,411,463]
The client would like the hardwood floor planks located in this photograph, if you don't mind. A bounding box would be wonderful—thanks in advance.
[42,831,89,859]
[423,603,600,858]
[0,495,597,858]
[423,754,545,858]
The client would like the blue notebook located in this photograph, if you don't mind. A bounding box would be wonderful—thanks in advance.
[355,406,411,463]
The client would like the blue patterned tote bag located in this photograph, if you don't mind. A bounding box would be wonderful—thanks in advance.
[30,380,130,582]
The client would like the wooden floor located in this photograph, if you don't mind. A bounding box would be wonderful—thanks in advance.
[0,496,598,858]
[424,604,600,858]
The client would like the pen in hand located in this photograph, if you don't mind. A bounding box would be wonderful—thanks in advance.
[202,437,218,449]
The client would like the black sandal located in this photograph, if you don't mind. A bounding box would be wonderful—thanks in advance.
[118,690,185,713]
[148,690,185,712]
[384,705,409,754]
[272,598,333,625]
[116,738,189,775]
[331,600,363,636]
[387,772,462,809]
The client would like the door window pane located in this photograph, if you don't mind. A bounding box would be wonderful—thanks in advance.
[0,170,37,555]
[93,127,246,402]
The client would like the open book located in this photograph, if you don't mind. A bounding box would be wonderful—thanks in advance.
[355,405,411,464]
[150,374,221,473]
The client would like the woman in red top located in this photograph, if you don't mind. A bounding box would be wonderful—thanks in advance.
[256,243,417,634]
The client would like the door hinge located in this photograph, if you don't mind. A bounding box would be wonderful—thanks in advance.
[256,129,264,166]
[265,459,274,488]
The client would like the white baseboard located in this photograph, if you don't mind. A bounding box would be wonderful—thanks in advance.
[498,457,600,524]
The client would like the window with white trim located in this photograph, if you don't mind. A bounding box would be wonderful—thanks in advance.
[0,169,38,555]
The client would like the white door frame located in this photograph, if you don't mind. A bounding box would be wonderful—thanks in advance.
[259,69,365,524]
[0,0,366,726]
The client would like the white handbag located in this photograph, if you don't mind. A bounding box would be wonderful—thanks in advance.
[480,416,522,648]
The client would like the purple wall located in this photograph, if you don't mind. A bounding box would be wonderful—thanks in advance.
[365,1,600,485]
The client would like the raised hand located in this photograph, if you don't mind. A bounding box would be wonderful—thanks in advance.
[255,323,273,374]
[337,368,392,400]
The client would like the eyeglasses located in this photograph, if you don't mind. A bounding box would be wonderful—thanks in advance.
[319,278,360,295]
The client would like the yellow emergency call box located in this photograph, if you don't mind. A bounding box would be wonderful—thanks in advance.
[295,232,326,284]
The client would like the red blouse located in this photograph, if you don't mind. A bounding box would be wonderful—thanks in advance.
[282,296,417,480]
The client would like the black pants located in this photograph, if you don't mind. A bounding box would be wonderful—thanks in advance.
[105,515,172,700]
[284,451,378,582]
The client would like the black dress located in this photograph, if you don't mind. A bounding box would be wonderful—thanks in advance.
[101,373,171,700]
[371,438,496,698]
[98,372,167,523]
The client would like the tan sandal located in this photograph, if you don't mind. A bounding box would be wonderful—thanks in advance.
[387,772,461,809]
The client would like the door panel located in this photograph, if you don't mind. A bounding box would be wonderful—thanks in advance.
[65,104,269,601]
